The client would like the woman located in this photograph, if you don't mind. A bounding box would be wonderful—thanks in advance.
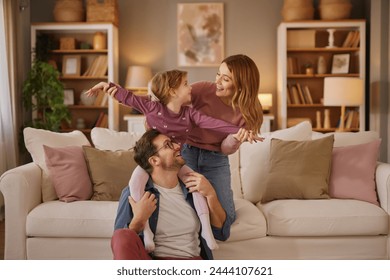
[182,54,263,234]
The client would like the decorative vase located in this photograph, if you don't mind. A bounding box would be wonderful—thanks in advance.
[80,90,96,106]
[93,32,107,50]
[316,110,322,129]
[323,109,331,129]
[317,56,327,74]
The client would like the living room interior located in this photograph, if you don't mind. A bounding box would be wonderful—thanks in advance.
[0,0,390,261]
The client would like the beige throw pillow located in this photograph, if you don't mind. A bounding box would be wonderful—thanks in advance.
[261,135,334,203]
[83,146,138,201]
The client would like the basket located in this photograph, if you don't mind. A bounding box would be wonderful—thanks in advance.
[53,0,84,22]
[282,6,314,21]
[319,3,352,20]
[86,0,119,26]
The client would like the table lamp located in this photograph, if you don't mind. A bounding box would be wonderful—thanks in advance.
[258,93,273,114]
[125,65,152,92]
[323,77,363,131]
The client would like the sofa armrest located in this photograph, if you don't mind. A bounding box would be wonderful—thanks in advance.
[0,162,42,259]
[376,162,390,214]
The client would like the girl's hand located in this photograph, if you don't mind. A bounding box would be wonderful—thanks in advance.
[183,172,216,199]
[86,82,118,98]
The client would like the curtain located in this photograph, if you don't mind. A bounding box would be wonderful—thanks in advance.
[0,0,17,176]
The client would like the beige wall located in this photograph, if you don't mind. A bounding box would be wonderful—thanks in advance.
[29,0,373,133]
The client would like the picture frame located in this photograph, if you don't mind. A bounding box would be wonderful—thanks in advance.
[62,55,81,77]
[331,53,350,74]
[177,3,224,67]
[63,89,75,105]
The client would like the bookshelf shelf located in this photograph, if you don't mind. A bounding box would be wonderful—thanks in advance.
[31,22,119,140]
[277,20,366,132]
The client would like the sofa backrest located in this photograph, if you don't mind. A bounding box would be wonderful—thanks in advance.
[232,123,380,204]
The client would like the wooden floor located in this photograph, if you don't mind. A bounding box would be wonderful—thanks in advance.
[0,220,4,260]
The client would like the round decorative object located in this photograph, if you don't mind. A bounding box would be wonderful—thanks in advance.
[283,0,313,8]
[93,32,107,50]
[53,0,85,22]
[80,90,96,106]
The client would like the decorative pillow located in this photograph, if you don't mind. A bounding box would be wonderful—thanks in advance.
[23,127,91,202]
[329,139,381,205]
[312,130,379,147]
[239,121,313,203]
[43,145,93,202]
[91,127,142,151]
[261,135,334,203]
[83,146,138,201]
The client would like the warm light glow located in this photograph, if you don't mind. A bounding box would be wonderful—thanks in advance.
[125,66,153,89]
[258,93,273,111]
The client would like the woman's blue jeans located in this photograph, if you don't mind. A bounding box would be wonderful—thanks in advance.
[181,144,236,227]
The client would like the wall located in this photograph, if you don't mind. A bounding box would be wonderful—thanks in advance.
[29,0,372,131]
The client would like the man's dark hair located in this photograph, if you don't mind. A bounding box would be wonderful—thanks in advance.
[133,129,161,174]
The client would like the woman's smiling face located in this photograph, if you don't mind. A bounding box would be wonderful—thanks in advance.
[215,62,235,100]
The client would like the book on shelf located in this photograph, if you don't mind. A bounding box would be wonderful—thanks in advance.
[296,83,306,104]
[342,31,360,48]
[93,91,105,106]
[95,113,108,128]
[287,56,299,74]
[350,31,360,48]
[94,112,105,127]
[286,85,292,105]
[290,85,301,104]
[302,85,313,104]
[83,55,108,77]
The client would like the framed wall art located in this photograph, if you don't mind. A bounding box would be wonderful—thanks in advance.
[331,53,350,74]
[177,3,224,67]
[62,55,81,77]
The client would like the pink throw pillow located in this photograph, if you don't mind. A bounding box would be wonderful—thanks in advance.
[44,145,93,202]
[329,139,381,205]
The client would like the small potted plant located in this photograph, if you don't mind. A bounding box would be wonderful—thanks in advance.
[304,62,314,76]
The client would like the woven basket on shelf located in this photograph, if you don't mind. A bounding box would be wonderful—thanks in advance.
[86,0,119,26]
[53,0,84,22]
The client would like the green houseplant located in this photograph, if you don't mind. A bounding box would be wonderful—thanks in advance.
[22,34,70,131]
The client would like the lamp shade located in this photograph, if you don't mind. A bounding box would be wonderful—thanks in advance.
[125,66,152,89]
[323,77,363,106]
[258,93,273,108]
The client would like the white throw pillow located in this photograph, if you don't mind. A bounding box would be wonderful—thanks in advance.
[239,121,313,203]
[91,127,142,151]
[23,127,91,202]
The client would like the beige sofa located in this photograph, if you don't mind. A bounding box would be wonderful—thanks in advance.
[1,122,389,260]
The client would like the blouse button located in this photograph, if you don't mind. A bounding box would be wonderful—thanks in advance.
[164,125,167,128]
[157,112,162,116]
[153,126,156,129]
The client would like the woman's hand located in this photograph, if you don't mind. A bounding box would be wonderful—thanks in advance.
[232,128,264,143]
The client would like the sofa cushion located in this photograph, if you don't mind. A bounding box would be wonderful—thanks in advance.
[228,198,267,241]
[262,135,334,203]
[43,145,93,202]
[259,199,388,236]
[329,140,381,205]
[91,127,142,151]
[83,146,137,201]
[240,121,313,203]
[23,127,91,202]
[26,200,118,238]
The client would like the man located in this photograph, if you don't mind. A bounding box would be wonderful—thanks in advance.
[112,129,230,260]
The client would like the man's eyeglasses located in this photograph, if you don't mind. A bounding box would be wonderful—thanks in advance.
[153,139,177,155]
